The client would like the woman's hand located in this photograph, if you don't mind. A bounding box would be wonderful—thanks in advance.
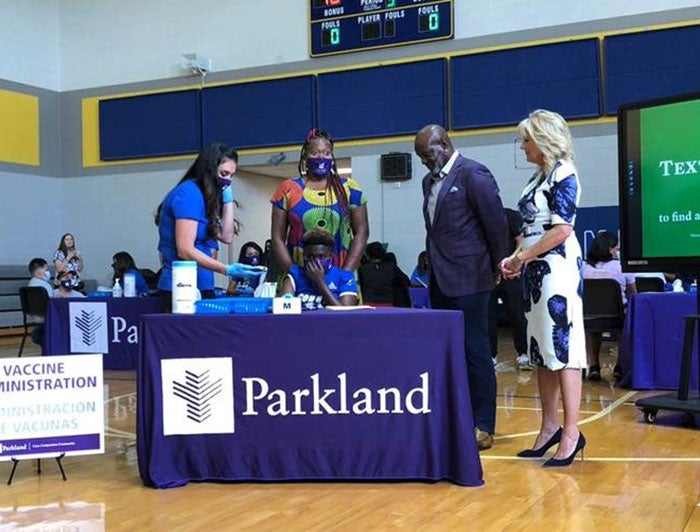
[500,252,524,279]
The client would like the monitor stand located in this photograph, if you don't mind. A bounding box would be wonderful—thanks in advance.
[636,278,700,424]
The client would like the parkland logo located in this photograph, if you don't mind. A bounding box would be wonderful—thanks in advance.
[69,302,108,353]
[173,369,223,424]
[161,358,234,435]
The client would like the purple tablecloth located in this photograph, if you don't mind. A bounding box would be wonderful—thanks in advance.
[409,287,430,308]
[45,297,166,370]
[619,293,699,390]
[137,308,483,488]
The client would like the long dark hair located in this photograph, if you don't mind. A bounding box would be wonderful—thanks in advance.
[298,129,349,215]
[57,233,75,255]
[112,251,137,283]
[237,241,264,264]
[586,231,618,266]
[155,143,239,241]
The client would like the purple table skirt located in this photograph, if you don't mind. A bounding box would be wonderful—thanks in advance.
[619,293,699,390]
[137,308,483,488]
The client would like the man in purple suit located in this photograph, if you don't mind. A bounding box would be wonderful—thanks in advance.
[415,125,508,450]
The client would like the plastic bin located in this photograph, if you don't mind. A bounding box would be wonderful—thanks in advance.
[87,291,112,298]
[195,297,273,315]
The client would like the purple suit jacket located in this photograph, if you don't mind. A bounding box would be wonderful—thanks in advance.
[422,154,508,297]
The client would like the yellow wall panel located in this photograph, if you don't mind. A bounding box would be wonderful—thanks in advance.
[0,89,39,166]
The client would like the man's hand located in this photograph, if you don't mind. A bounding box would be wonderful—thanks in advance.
[305,259,326,288]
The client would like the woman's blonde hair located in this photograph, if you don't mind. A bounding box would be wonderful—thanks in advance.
[518,109,574,174]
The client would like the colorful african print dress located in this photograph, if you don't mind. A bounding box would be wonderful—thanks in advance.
[517,160,586,371]
[270,176,366,268]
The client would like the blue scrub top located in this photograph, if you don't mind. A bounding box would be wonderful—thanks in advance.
[157,179,216,291]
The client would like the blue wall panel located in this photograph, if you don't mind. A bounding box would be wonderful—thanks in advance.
[317,59,447,140]
[451,39,601,129]
[202,76,316,149]
[574,205,620,258]
[99,90,201,160]
[604,25,700,114]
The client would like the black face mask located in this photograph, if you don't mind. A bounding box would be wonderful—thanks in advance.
[60,280,73,289]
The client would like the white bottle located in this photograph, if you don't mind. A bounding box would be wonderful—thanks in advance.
[172,261,197,313]
[123,272,137,297]
[112,278,123,298]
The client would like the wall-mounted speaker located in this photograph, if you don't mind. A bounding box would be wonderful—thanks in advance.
[380,152,412,181]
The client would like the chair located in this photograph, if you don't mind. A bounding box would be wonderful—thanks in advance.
[17,286,50,357]
[635,276,665,293]
[139,268,160,291]
[582,279,625,332]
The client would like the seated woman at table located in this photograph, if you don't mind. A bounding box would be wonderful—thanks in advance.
[410,251,430,288]
[280,229,358,310]
[54,270,86,299]
[226,241,266,296]
[111,251,150,296]
[582,231,636,381]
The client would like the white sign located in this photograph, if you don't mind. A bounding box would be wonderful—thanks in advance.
[69,302,109,353]
[272,296,301,314]
[161,358,234,436]
[0,354,104,460]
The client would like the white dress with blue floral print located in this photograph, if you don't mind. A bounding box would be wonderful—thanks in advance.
[517,160,586,371]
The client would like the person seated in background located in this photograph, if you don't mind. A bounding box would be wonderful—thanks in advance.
[384,252,412,307]
[488,208,529,371]
[26,258,54,345]
[358,243,411,307]
[227,241,265,296]
[54,270,86,299]
[111,251,150,296]
[410,251,430,288]
[664,272,697,292]
[280,229,358,310]
[582,231,636,381]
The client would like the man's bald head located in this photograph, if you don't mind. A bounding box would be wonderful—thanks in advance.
[414,124,455,176]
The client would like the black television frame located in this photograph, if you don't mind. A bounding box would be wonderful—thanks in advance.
[617,90,700,274]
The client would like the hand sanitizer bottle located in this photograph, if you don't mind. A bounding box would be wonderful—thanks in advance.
[112,278,123,298]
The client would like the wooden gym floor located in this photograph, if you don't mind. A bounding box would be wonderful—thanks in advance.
[1,332,699,531]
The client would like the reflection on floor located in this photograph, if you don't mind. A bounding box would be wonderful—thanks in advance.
[1,332,699,531]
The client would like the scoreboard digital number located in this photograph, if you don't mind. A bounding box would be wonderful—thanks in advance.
[310,0,454,57]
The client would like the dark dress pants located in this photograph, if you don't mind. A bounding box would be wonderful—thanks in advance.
[430,274,496,434]
[488,277,528,357]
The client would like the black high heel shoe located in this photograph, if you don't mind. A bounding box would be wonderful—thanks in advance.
[542,432,586,467]
[516,427,563,458]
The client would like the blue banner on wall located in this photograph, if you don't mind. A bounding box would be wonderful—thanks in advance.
[575,205,620,258]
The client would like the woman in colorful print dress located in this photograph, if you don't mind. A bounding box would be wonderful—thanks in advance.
[270,129,369,274]
[500,109,587,467]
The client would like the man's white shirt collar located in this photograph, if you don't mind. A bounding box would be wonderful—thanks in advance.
[438,150,459,179]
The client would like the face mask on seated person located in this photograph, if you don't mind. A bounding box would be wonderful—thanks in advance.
[244,255,261,266]
[304,258,332,273]
[60,280,73,290]
[44,270,51,282]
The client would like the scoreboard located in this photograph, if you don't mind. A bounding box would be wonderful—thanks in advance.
[310,0,454,57]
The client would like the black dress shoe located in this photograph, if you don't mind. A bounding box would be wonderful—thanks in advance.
[516,427,563,458]
[587,365,601,381]
[612,364,623,381]
[542,432,586,467]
